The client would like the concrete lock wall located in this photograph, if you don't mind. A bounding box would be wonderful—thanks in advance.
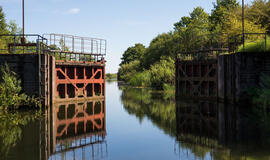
[0,54,55,106]
[218,52,270,103]
[176,52,270,103]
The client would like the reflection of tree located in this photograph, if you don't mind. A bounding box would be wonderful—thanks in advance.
[120,86,270,160]
[120,86,176,137]
[0,110,41,158]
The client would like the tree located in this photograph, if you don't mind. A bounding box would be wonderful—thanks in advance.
[210,0,239,30]
[246,0,270,33]
[120,43,146,66]
[0,6,9,49]
[174,7,211,52]
[142,32,176,69]
[8,20,22,35]
[0,6,8,34]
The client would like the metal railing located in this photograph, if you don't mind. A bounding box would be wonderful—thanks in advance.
[0,34,48,54]
[43,33,107,55]
[177,48,229,61]
[0,34,107,62]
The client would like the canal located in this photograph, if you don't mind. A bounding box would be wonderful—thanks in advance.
[0,81,270,160]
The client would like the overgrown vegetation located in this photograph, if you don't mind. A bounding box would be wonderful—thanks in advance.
[0,64,40,109]
[118,0,269,89]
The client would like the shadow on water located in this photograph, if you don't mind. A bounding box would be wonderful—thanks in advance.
[119,84,270,160]
[0,98,107,160]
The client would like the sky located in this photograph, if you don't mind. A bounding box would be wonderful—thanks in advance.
[0,0,253,73]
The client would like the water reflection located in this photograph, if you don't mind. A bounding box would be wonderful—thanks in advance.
[0,98,107,160]
[0,110,41,159]
[120,86,176,136]
[2,83,270,159]
[120,85,270,160]
[48,100,107,160]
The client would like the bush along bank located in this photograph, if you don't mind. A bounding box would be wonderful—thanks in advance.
[118,57,175,90]
[0,64,40,110]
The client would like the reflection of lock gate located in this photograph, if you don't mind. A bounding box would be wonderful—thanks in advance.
[54,100,105,139]
[46,99,107,159]
[176,101,219,148]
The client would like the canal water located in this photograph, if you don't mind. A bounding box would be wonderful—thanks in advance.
[0,81,270,160]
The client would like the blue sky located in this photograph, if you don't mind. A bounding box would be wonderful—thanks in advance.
[0,0,253,73]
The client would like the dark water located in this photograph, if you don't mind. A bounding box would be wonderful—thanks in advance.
[0,81,270,160]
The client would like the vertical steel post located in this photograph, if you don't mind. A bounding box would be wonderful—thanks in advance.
[242,0,245,52]
[22,0,24,37]
[265,33,267,52]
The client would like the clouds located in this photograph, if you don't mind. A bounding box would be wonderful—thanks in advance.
[50,8,80,15]
[67,8,80,15]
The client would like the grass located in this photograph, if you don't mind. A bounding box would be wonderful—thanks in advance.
[238,37,270,52]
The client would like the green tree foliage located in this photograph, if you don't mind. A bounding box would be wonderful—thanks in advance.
[0,6,9,49]
[143,32,178,69]
[128,70,151,87]
[0,6,8,34]
[8,20,22,35]
[120,1,268,89]
[120,43,146,66]
[149,57,175,89]
[0,64,40,109]
[246,0,270,33]
[174,7,211,51]
[118,60,140,81]
[210,0,239,30]
[0,6,22,50]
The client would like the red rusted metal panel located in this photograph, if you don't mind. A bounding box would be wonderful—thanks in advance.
[55,61,105,102]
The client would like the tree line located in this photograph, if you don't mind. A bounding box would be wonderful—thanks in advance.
[118,0,270,90]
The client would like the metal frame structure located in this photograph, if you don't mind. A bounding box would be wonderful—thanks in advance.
[0,34,107,103]
[176,59,218,99]
[55,64,105,102]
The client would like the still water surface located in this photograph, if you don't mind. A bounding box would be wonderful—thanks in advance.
[0,81,270,160]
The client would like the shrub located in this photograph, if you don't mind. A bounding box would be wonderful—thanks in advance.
[118,60,140,81]
[0,64,40,109]
[149,57,175,89]
[128,70,151,87]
